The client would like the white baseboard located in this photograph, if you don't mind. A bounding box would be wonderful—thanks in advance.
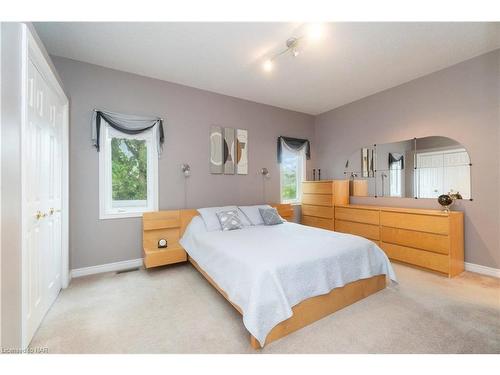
[71,259,499,279]
[465,262,500,278]
[71,258,143,278]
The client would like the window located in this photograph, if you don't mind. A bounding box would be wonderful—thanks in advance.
[280,145,306,204]
[389,159,402,197]
[99,123,158,219]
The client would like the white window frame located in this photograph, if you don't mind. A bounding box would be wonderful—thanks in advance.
[389,159,402,197]
[280,145,306,204]
[99,123,158,219]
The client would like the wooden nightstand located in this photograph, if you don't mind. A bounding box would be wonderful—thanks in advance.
[143,211,187,268]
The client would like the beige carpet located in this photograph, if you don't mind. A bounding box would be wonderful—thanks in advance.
[29,262,500,353]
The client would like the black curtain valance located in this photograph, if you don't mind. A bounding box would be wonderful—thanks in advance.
[277,136,311,163]
[388,152,404,169]
[92,109,165,155]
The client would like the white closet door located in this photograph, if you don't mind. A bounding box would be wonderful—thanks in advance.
[417,153,444,198]
[45,84,63,307]
[443,150,471,198]
[25,60,46,339]
[24,60,63,343]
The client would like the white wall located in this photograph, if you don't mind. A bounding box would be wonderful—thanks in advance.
[1,22,24,349]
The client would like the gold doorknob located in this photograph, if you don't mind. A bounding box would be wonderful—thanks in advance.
[35,211,47,220]
[49,208,54,215]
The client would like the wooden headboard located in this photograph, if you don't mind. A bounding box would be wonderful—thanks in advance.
[178,203,294,236]
[143,204,294,239]
[142,204,294,268]
[180,209,199,236]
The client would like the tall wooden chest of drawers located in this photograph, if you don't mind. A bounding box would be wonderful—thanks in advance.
[300,180,349,231]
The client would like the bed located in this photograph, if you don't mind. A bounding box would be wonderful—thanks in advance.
[177,204,396,349]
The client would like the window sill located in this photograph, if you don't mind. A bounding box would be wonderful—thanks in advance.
[281,201,301,206]
[99,211,149,220]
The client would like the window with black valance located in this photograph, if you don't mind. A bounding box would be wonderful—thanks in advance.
[277,136,311,163]
[388,152,404,169]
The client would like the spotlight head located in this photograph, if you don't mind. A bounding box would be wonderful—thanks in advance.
[307,23,323,41]
[262,59,273,72]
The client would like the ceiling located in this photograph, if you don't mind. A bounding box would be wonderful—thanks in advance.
[34,22,500,115]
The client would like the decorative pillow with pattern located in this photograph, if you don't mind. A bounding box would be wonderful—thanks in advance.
[259,207,284,225]
[216,210,244,231]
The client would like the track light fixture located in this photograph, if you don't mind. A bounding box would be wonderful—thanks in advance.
[262,23,324,73]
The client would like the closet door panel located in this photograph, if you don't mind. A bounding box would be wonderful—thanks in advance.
[24,60,64,343]
[25,62,48,338]
[45,88,62,306]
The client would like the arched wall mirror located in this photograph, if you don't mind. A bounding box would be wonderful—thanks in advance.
[344,136,472,200]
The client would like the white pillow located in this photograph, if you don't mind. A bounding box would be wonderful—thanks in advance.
[237,211,252,227]
[197,206,252,231]
[238,205,272,226]
[197,206,238,231]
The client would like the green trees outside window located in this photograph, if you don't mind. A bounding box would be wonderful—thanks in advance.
[111,138,148,201]
[281,155,298,201]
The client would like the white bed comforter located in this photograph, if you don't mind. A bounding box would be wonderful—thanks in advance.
[180,217,396,346]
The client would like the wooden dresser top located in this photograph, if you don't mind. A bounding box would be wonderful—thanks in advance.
[336,204,464,217]
[303,180,337,183]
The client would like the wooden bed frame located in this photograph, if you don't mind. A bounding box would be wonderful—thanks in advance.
[147,204,387,349]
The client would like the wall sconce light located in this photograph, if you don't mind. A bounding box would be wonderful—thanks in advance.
[181,163,191,177]
[260,168,270,203]
[260,167,270,179]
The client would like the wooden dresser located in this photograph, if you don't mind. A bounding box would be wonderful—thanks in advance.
[301,180,349,231]
[334,204,464,277]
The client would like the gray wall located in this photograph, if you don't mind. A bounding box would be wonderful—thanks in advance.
[51,57,315,270]
[315,49,500,269]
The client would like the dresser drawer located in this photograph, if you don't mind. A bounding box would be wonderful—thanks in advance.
[380,226,449,255]
[335,207,379,225]
[302,215,334,230]
[380,211,449,235]
[381,242,449,274]
[302,194,333,207]
[335,220,380,240]
[301,205,334,219]
[144,247,187,268]
[302,182,332,194]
